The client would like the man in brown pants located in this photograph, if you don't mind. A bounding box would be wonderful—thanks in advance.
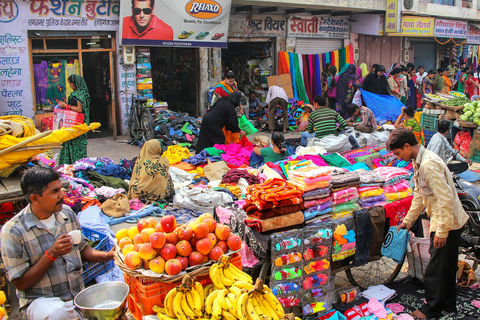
[266,85,289,132]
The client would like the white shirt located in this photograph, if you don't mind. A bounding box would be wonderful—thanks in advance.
[415,72,427,90]
[266,86,289,104]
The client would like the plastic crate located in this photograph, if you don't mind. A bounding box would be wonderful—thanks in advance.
[424,130,435,146]
[126,252,242,319]
[82,227,115,284]
[421,113,439,132]
[472,150,480,163]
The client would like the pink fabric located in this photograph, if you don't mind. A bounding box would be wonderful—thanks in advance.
[343,242,356,250]
[331,187,358,200]
[396,315,415,320]
[372,159,385,167]
[332,195,358,205]
[367,298,388,318]
[129,199,145,210]
[383,181,409,193]
[287,155,329,167]
[304,197,332,208]
[386,303,404,313]
[305,175,331,184]
[214,143,253,166]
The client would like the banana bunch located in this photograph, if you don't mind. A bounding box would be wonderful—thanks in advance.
[205,279,285,320]
[209,255,253,289]
[161,275,206,320]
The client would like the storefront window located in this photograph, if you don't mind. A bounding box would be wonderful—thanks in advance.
[45,39,78,50]
[81,38,112,49]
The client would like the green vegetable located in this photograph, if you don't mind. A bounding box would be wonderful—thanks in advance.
[460,115,469,121]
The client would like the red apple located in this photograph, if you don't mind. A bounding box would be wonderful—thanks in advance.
[137,219,152,233]
[165,232,179,244]
[165,259,182,275]
[217,240,228,254]
[176,255,189,270]
[226,235,242,251]
[177,225,194,241]
[150,232,166,249]
[161,215,177,233]
[160,243,177,261]
[188,251,204,267]
[209,246,224,261]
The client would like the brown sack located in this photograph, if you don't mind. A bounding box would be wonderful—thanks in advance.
[203,160,230,182]
[101,193,130,218]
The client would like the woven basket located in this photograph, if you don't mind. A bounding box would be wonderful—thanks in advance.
[457,120,478,128]
[439,104,464,112]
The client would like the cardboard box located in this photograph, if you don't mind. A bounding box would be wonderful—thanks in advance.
[53,108,84,129]
[267,74,294,99]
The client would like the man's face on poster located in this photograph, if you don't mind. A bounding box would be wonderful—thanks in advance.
[132,0,154,30]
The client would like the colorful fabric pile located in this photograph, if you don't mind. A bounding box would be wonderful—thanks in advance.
[383,181,412,203]
[162,145,193,165]
[358,186,386,208]
[331,187,360,214]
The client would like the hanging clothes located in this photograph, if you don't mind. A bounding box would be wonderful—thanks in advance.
[33,61,48,107]
[45,60,66,108]
[65,59,80,99]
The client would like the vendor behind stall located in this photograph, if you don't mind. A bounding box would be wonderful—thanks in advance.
[0,167,114,319]
[196,92,246,153]
[346,103,377,133]
[394,105,423,145]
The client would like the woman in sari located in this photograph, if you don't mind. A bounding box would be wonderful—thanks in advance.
[394,105,423,145]
[336,64,357,118]
[127,139,174,202]
[57,74,90,165]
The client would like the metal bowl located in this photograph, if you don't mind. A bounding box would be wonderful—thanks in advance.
[74,281,129,320]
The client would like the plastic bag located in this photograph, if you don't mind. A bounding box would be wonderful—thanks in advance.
[307,134,351,153]
[238,115,258,136]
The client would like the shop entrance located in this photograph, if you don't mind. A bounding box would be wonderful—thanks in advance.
[413,42,437,72]
[29,33,116,137]
[150,48,199,116]
[222,40,275,102]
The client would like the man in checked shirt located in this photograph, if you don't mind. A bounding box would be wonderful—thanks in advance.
[0,167,115,319]
[387,128,469,320]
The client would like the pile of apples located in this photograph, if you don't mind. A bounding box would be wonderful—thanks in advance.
[116,213,242,276]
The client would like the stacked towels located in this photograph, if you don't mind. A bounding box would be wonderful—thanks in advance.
[331,187,360,213]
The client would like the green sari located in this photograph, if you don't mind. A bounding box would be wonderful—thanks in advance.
[58,74,90,165]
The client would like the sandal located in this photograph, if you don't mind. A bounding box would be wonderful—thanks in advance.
[211,33,225,40]
[195,32,209,40]
[178,31,194,39]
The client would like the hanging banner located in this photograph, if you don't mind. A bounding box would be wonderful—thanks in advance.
[389,16,434,37]
[228,14,286,38]
[435,19,467,39]
[288,15,349,39]
[120,0,232,48]
[385,0,401,33]
[468,24,480,44]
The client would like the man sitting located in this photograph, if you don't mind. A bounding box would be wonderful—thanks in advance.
[427,119,472,165]
[0,167,115,320]
[301,95,346,146]
[346,103,377,133]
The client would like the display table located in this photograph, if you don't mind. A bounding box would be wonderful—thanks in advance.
[0,176,69,204]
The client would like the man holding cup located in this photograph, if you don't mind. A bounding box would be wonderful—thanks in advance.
[0,167,115,319]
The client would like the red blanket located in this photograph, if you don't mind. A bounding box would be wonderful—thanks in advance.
[243,203,305,220]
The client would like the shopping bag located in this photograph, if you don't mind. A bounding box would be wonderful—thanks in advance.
[54,107,84,129]
[381,226,410,264]
[238,115,258,136]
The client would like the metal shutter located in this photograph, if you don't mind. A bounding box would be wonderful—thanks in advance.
[295,39,343,55]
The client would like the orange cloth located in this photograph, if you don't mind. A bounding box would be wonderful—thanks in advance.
[170,162,196,172]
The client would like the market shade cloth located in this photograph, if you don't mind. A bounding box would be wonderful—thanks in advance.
[0,122,101,171]
[360,89,404,122]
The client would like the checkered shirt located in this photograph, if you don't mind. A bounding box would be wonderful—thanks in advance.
[0,204,88,309]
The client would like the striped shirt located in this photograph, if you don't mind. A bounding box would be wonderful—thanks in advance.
[0,204,88,309]
[307,107,346,139]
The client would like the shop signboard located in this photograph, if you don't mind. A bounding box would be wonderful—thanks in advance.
[385,0,401,34]
[27,0,120,30]
[467,24,480,44]
[288,15,349,39]
[389,16,434,37]
[120,0,232,48]
[229,14,286,38]
[434,19,467,39]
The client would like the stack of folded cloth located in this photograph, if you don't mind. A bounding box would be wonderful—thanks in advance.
[330,171,361,189]
[383,180,412,202]
[374,167,411,186]
[331,187,360,214]
[356,170,385,187]
[302,196,332,221]
[243,178,305,233]
[288,167,332,192]
[357,186,386,208]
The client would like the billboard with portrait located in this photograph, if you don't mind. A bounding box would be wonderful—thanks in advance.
[120,0,232,48]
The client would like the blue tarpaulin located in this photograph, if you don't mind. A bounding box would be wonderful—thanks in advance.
[360,89,404,121]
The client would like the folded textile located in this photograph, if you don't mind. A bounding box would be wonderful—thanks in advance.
[303,193,331,201]
[358,195,386,206]
[385,189,412,201]
[333,202,361,213]
[303,207,332,221]
[303,187,331,198]
[330,172,360,186]
[184,149,223,166]
[343,162,370,172]
[332,194,358,206]
[289,179,331,192]
[245,211,305,233]
[304,197,332,208]
[305,201,333,212]
[383,181,409,193]
[243,203,305,220]
[245,196,304,210]
[356,170,385,184]
[93,164,131,180]
[246,178,304,203]
[374,167,411,185]
[222,168,260,185]
[357,186,381,193]
[330,182,361,191]
[359,188,384,198]
[331,187,358,200]
[362,286,397,303]
[288,166,332,178]
[321,153,351,167]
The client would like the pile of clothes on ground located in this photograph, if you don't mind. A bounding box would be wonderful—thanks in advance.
[153,110,201,151]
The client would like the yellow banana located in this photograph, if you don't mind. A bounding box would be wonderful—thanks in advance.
[210,265,226,289]
[246,295,261,320]
[263,292,285,318]
[194,281,205,309]
[156,313,176,320]
[152,305,162,313]
[228,263,253,283]
[212,299,223,320]
[229,286,241,296]
[218,266,235,287]
[205,290,221,315]
[190,287,203,316]
[181,291,197,319]
[185,290,196,311]
[223,265,237,282]
[203,283,214,298]
[259,295,279,320]
[164,288,178,319]
[217,289,229,310]
[262,285,272,293]
[173,291,187,320]
[233,281,254,290]
[251,293,267,319]
[227,293,238,317]
[222,310,237,320]
[236,292,249,320]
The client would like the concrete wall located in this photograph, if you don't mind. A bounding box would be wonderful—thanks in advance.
[416,0,480,20]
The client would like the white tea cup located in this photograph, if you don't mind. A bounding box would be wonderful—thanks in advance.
[69,230,81,245]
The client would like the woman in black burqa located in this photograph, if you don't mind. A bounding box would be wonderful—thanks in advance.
[196,92,245,153]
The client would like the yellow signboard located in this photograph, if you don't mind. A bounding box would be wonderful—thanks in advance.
[389,16,435,37]
[385,0,399,33]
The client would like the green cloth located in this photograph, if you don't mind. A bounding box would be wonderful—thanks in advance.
[339,48,347,73]
[333,202,360,213]
[87,171,129,190]
[458,73,467,93]
[354,153,380,164]
[260,147,292,163]
[405,118,421,134]
[307,107,346,139]
[58,74,91,165]
[204,147,224,156]
[293,53,310,103]
[320,153,351,167]
[338,63,349,76]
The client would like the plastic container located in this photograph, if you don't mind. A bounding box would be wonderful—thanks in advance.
[126,252,242,319]
[421,113,439,132]
[82,227,115,284]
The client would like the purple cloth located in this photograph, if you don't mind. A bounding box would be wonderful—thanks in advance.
[304,201,332,212]
[184,150,222,165]
[336,64,357,117]
[358,195,386,205]
[33,61,48,106]
[303,187,331,198]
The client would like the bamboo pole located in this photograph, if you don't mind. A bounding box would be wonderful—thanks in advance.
[0,130,52,156]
